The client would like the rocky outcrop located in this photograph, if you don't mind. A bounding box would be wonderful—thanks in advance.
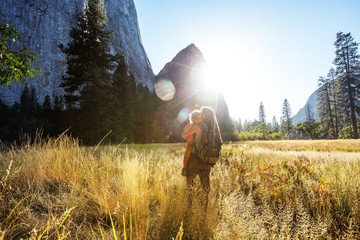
[0,0,154,105]
[292,89,319,124]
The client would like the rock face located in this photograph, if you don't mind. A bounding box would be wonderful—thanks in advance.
[0,0,154,105]
[156,44,233,139]
[292,89,319,124]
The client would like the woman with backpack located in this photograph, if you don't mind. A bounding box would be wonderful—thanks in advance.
[180,106,223,221]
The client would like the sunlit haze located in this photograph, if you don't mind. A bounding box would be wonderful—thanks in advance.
[134,0,360,122]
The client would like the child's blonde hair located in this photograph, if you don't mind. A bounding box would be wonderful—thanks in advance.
[189,109,201,124]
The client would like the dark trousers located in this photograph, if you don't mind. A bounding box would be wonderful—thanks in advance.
[185,153,211,220]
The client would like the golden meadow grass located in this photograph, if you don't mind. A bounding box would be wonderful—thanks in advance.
[1,137,360,239]
[238,139,360,152]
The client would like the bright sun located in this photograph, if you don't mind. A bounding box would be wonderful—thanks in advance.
[199,40,266,119]
[200,61,225,91]
[200,45,242,92]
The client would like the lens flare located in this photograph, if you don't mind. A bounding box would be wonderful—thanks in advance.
[155,79,176,101]
[177,108,191,123]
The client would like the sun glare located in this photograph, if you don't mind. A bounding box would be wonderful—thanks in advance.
[200,44,243,92]
[200,40,266,119]
[201,63,223,91]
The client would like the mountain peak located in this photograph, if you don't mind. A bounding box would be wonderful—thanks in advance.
[185,43,200,52]
[155,43,205,90]
[160,43,204,73]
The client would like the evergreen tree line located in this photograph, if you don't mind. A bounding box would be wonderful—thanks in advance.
[232,99,290,141]
[0,86,63,143]
[0,82,165,144]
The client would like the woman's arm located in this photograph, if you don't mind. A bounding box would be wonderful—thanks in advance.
[181,124,201,140]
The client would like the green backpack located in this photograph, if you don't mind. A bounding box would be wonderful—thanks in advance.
[195,123,222,165]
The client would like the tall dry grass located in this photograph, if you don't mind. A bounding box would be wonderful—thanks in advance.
[1,136,360,239]
[0,136,213,239]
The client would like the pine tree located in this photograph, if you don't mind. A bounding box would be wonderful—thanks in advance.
[281,98,292,139]
[243,119,250,132]
[61,0,117,144]
[236,118,243,132]
[18,86,40,138]
[305,103,312,123]
[259,101,266,122]
[52,95,65,135]
[20,86,30,117]
[109,55,127,142]
[0,99,12,141]
[41,95,53,135]
[110,57,137,143]
[272,116,280,133]
[141,86,155,143]
[333,32,360,138]
[134,84,157,143]
[317,75,338,139]
[123,74,136,142]
[328,68,341,134]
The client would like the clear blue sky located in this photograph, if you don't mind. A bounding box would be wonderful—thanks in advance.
[133,0,360,122]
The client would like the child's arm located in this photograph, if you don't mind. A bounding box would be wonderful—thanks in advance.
[181,124,192,140]
[183,124,192,134]
[181,124,201,140]
[180,124,192,140]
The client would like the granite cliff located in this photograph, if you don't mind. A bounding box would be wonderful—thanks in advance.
[0,0,154,105]
[292,89,319,124]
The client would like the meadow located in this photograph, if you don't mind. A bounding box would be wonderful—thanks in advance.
[1,137,360,239]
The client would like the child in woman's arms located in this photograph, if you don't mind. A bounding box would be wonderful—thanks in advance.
[180,110,202,176]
